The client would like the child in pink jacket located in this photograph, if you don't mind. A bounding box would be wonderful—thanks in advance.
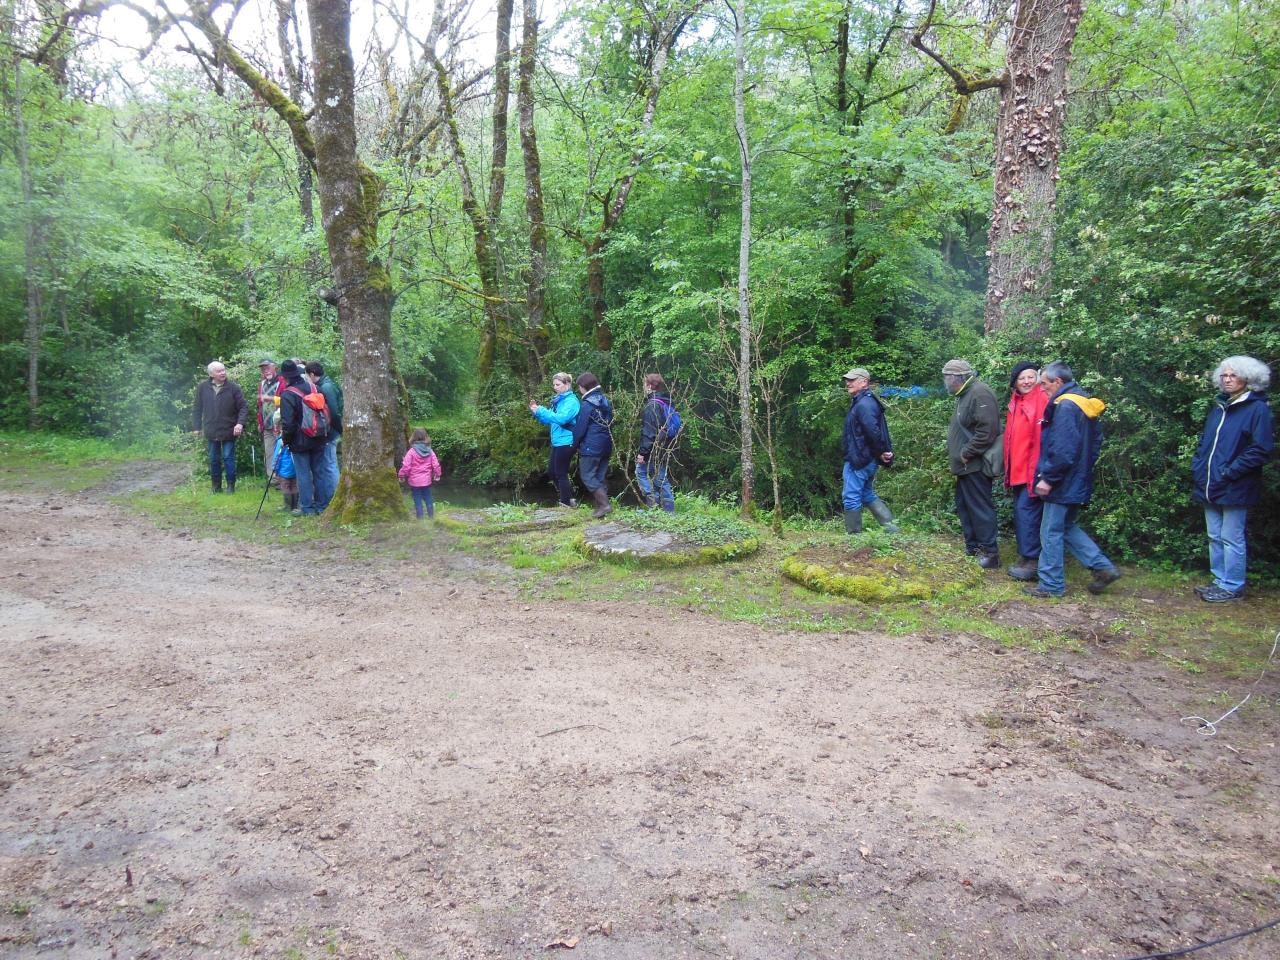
[399,428,443,519]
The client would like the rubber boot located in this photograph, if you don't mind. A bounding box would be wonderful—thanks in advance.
[211,477,222,494]
[1007,555,1038,581]
[227,479,236,495]
[591,487,613,519]
[866,500,900,533]
[843,508,863,535]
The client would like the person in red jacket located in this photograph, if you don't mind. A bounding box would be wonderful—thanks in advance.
[1003,362,1050,581]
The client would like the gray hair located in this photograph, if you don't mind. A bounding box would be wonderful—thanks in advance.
[206,361,225,375]
[1042,361,1074,383]
[1213,355,1271,392]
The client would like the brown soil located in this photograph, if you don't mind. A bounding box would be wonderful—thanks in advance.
[2,479,1278,959]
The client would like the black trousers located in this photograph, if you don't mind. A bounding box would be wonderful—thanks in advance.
[954,471,998,554]
[549,446,575,505]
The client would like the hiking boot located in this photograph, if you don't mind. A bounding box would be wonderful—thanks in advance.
[226,480,236,494]
[1193,584,1213,598]
[1007,556,1038,582]
[866,500,900,533]
[1023,584,1062,599]
[211,478,222,494]
[978,551,1001,570]
[1086,566,1122,595]
[843,508,863,535]
[591,488,613,519]
[1200,585,1244,603]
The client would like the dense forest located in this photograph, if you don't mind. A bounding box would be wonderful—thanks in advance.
[1,0,1276,567]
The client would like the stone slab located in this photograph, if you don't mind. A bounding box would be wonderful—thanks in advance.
[581,522,760,566]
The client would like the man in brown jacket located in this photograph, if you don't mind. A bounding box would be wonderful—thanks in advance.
[943,358,1001,568]
[192,361,248,494]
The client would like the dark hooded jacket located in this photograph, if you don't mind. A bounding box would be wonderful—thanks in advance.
[193,378,248,442]
[638,392,676,458]
[280,373,326,454]
[572,387,614,458]
[1035,381,1106,505]
[1191,391,1274,507]
[842,388,892,470]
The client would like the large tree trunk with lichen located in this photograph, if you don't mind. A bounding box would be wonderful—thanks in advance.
[984,0,1084,336]
[306,0,406,522]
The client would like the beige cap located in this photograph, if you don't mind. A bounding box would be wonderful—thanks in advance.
[942,359,974,376]
[842,367,871,381]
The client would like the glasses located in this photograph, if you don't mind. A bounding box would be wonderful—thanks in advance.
[1221,372,1241,380]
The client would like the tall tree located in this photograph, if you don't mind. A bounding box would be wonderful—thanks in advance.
[518,0,549,369]
[727,0,753,516]
[912,0,1084,336]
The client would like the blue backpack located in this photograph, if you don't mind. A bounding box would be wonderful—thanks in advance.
[652,397,684,442]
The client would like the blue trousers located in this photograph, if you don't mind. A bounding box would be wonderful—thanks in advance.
[291,447,326,515]
[410,485,435,519]
[638,459,675,511]
[579,454,609,492]
[1011,484,1044,558]
[207,439,237,487]
[1037,501,1113,595]
[841,462,881,510]
[1204,505,1248,593]
[314,436,340,510]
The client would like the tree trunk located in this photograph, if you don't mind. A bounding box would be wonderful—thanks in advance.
[985,0,1084,336]
[306,0,406,521]
[518,0,549,376]
[730,0,753,518]
[10,55,44,429]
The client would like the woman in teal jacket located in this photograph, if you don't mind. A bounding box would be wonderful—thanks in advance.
[529,372,581,507]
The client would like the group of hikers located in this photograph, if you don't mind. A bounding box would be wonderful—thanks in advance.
[843,355,1274,602]
[193,352,1273,602]
[191,357,344,516]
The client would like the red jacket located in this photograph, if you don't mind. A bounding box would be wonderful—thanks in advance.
[1004,386,1049,489]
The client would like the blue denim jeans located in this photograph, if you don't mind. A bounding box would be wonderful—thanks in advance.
[1204,505,1248,593]
[1036,501,1114,595]
[579,454,609,492]
[841,462,881,510]
[291,448,326,514]
[207,439,237,487]
[410,485,435,519]
[314,436,340,510]
[637,459,675,511]
[1011,485,1044,558]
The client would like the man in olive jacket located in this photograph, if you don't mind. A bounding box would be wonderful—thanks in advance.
[192,361,248,493]
[943,358,1001,568]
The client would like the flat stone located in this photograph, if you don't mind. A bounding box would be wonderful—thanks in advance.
[581,523,759,567]
[436,507,582,535]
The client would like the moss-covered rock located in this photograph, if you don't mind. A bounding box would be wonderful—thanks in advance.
[782,542,981,603]
[436,505,588,536]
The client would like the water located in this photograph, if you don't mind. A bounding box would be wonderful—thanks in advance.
[429,476,561,509]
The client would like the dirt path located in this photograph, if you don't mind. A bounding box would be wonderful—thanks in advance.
[1,483,1278,959]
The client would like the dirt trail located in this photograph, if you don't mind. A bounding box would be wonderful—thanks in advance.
[1,482,1278,959]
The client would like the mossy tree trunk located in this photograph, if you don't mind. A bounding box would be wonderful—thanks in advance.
[518,0,550,373]
[729,0,754,519]
[307,0,406,522]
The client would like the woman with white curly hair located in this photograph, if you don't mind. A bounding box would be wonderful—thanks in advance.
[1189,355,1274,602]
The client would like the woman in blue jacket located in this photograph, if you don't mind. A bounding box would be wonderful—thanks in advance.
[1190,355,1274,602]
[529,372,581,507]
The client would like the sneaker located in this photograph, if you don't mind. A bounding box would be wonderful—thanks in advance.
[1086,566,1122,595]
[1193,584,1213,598]
[1023,585,1062,599]
[1201,586,1244,603]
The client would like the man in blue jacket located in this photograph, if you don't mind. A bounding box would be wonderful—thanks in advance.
[572,372,615,518]
[1190,355,1274,602]
[840,367,899,534]
[1025,361,1122,598]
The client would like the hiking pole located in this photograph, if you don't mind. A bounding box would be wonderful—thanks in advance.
[254,458,280,521]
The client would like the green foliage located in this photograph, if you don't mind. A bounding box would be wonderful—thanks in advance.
[619,503,756,546]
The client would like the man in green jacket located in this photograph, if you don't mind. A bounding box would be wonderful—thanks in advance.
[943,358,1001,568]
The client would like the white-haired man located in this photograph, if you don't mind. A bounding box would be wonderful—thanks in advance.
[192,361,248,493]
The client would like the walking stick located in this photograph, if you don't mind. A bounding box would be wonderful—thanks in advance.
[255,451,281,521]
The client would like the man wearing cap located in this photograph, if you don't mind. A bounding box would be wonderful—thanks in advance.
[943,359,1001,568]
[191,361,248,494]
[256,358,286,480]
[279,359,328,515]
[840,367,899,534]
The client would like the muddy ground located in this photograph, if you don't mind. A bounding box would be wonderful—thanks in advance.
[1,475,1278,959]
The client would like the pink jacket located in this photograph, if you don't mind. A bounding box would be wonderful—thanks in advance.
[398,444,442,487]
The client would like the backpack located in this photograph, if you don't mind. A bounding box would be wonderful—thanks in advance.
[651,397,683,443]
[285,383,331,439]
